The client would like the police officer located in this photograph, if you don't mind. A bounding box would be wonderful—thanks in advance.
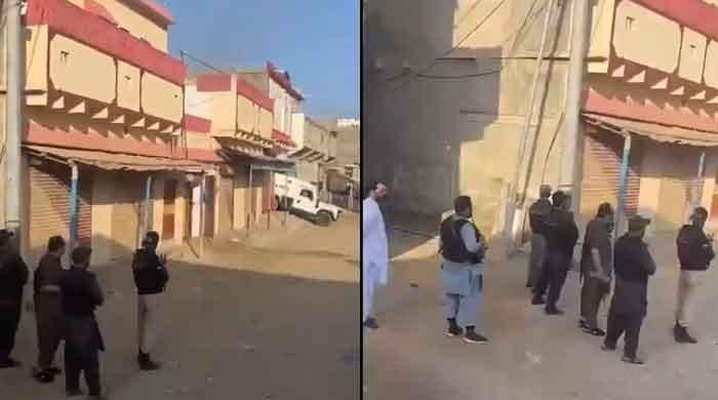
[579,203,614,336]
[439,196,489,344]
[0,229,29,369]
[602,215,655,365]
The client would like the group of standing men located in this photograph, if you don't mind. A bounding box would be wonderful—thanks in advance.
[0,229,170,398]
[528,185,715,364]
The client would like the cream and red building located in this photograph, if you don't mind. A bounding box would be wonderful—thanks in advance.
[0,0,291,266]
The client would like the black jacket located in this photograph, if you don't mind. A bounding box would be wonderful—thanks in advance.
[439,216,484,264]
[611,235,656,317]
[546,208,579,261]
[677,224,715,270]
[61,267,105,353]
[0,247,29,301]
[529,199,552,236]
[132,249,169,295]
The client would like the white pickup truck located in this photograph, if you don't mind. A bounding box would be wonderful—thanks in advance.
[273,173,342,226]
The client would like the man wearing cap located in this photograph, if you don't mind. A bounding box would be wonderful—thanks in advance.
[579,203,614,336]
[527,185,552,290]
[674,206,714,344]
[439,195,489,344]
[0,229,29,369]
[533,191,579,315]
[602,215,655,365]
[363,182,389,329]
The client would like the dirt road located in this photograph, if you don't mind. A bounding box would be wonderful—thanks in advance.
[365,230,718,400]
[0,214,359,400]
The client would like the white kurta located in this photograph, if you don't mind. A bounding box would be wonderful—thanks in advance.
[363,197,388,321]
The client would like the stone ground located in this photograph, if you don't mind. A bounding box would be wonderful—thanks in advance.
[0,213,359,400]
[365,229,718,400]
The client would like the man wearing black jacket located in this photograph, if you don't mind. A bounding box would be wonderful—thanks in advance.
[132,231,169,370]
[527,185,552,290]
[62,246,105,399]
[0,229,29,369]
[674,206,714,344]
[533,191,579,315]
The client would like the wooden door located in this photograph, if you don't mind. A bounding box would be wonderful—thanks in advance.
[204,176,216,237]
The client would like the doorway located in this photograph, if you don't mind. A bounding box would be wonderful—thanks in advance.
[162,179,177,240]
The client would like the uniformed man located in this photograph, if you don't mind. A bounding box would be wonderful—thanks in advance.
[0,229,29,369]
[579,203,614,336]
[533,191,579,315]
[602,215,655,365]
[32,235,67,382]
[527,185,552,291]
[674,206,714,343]
[132,231,169,371]
[62,246,105,399]
[439,196,489,344]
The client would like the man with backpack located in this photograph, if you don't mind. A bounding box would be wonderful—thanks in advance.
[439,196,489,344]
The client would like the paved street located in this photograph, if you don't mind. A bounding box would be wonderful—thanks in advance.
[0,214,359,400]
[365,230,718,400]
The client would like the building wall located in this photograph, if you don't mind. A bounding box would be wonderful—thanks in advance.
[92,0,170,52]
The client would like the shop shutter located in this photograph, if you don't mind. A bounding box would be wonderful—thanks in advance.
[29,160,70,265]
[111,174,142,258]
[581,128,641,217]
[218,174,234,236]
[78,171,93,247]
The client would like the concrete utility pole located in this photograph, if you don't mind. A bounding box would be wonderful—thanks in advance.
[560,0,591,216]
[4,0,24,241]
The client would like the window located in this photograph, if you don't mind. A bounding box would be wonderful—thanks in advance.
[625,16,635,32]
[300,189,314,201]
[60,50,70,65]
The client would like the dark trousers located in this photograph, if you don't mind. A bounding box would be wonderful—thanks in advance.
[64,344,101,396]
[534,254,570,308]
[580,277,605,329]
[605,311,643,358]
[35,296,64,369]
[0,300,22,361]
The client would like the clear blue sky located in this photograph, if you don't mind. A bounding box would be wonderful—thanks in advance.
[166,0,359,119]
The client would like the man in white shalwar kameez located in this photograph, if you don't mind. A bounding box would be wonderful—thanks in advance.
[363,182,389,329]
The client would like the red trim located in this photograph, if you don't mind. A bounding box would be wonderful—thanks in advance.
[26,0,185,85]
[183,115,212,133]
[266,62,304,101]
[25,120,185,158]
[236,78,274,111]
[130,0,175,26]
[272,129,296,147]
[195,74,233,92]
[632,0,718,43]
[186,148,225,163]
[84,0,118,25]
[583,88,718,134]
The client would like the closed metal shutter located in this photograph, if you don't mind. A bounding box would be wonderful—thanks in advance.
[78,172,93,247]
[29,160,70,265]
[656,145,702,231]
[111,174,141,258]
[581,129,641,217]
[218,174,234,236]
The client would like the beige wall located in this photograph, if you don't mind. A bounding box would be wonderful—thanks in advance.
[141,72,183,123]
[233,166,250,230]
[50,35,117,104]
[91,171,115,265]
[94,0,169,52]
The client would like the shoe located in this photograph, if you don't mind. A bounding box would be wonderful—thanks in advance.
[578,319,588,329]
[601,343,616,351]
[531,295,545,305]
[33,369,55,383]
[363,318,379,330]
[66,388,84,397]
[0,358,21,369]
[446,319,463,337]
[463,331,489,344]
[674,323,698,344]
[622,355,645,365]
[545,307,564,315]
[583,327,606,337]
[139,359,161,371]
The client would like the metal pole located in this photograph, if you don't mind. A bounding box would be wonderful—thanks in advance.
[506,0,556,248]
[199,175,205,257]
[4,0,24,242]
[560,0,591,216]
[694,150,706,211]
[615,134,632,241]
[69,164,79,251]
[143,175,153,237]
